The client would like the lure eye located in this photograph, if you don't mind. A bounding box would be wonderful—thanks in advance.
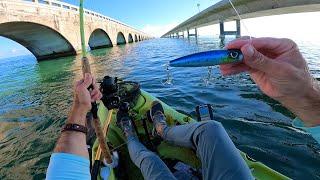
[229,51,239,59]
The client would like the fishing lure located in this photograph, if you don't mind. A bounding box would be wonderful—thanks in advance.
[169,49,243,67]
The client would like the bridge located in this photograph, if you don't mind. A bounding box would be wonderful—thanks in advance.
[0,0,151,61]
[162,0,320,40]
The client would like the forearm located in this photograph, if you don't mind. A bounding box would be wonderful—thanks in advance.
[54,105,89,158]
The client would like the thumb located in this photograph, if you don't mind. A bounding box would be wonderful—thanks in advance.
[241,44,278,73]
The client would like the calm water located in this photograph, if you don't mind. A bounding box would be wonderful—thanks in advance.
[0,37,320,179]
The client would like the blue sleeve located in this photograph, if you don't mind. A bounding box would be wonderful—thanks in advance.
[46,153,90,180]
[292,118,320,144]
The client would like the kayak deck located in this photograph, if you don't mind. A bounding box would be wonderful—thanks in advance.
[93,90,290,180]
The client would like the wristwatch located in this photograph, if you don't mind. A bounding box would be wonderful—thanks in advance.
[62,123,87,134]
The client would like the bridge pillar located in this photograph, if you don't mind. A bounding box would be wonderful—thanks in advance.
[195,28,198,42]
[177,32,184,38]
[219,19,241,41]
[187,29,190,40]
[236,19,241,38]
[187,28,198,41]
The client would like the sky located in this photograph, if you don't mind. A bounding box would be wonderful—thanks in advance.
[0,0,320,58]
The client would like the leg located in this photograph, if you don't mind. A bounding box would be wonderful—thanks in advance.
[163,121,253,180]
[127,136,176,180]
[151,101,253,179]
[116,106,176,180]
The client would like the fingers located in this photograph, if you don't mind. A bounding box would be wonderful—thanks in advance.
[241,44,280,73]
[91,77,102,101]
[91,76,102,101]
[220,62,250,75]
[91,93,102,102]
[225,36,252,49]
[92,76,99,90]
[227,37,296,54]
[82,73,93,89]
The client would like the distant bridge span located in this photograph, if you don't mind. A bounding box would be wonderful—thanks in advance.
[162,0,320,38]
[0,0,151,60]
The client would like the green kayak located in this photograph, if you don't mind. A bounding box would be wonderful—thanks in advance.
[92,89,290,180]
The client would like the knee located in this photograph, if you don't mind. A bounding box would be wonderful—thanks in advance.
[202,121,224,133]
[133,151,158,168]
[195,121,226,140]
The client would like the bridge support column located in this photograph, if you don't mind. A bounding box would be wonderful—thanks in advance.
[219,19,241,41]
[178,32,184,38]
[187,29,190,40]
[187,28,198,42]
[195,28,198,42]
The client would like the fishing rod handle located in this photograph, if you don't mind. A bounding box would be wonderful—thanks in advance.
[94,109,114,161]
[82,57,92,75]
[92,117,113,164]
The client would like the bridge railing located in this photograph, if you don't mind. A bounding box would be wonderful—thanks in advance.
[14,0,146,35]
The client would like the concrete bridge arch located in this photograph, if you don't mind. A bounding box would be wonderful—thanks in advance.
[116,32,126,45]
[134,34,138,42]
[0,0,150,61]
[0,21,76,60]
[88,28,113,50]
[128,33,133,43]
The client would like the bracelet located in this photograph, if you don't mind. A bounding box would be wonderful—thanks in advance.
[62,123,87,134]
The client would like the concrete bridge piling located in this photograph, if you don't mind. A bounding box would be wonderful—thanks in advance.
[187,28,198,41]
[0,0,151,61]
[219,19,241,42]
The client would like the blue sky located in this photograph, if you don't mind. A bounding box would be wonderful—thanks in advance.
[0,0,319,58]
[63,0,214,30]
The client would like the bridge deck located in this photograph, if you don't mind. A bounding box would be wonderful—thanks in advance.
[162,0,320,37]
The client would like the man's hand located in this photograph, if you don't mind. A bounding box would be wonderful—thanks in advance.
[73,73,102,113]
[68,73,102,125]
[220,37,320,127]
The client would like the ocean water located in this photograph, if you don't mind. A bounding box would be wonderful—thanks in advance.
[0,37,320,179]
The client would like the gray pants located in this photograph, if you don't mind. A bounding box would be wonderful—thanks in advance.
[127,121,253,180]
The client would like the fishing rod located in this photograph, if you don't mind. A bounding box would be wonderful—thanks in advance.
[79,0,113,165]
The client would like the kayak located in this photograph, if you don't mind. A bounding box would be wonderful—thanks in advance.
[92,88,290,180]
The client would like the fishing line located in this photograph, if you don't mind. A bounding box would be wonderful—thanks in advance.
[228,0,252,41]
[162,63,173,85]
[110,142,128,151]
[204,66,213,86]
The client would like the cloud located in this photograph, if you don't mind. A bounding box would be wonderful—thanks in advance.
[141,22,179,38]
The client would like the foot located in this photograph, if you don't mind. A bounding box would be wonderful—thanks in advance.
[150,101,167,137]
[117,110,136,138]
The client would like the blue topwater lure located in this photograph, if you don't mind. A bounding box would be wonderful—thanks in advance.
[169,49,243,67]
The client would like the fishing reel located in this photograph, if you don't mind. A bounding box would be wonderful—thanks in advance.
[100,75,141,109]
[100,76,120,110]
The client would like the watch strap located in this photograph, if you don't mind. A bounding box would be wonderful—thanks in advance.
[62,123,87,134]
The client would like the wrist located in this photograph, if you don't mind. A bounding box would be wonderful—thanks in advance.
[67,105,89,126]
[281,80,320,127]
